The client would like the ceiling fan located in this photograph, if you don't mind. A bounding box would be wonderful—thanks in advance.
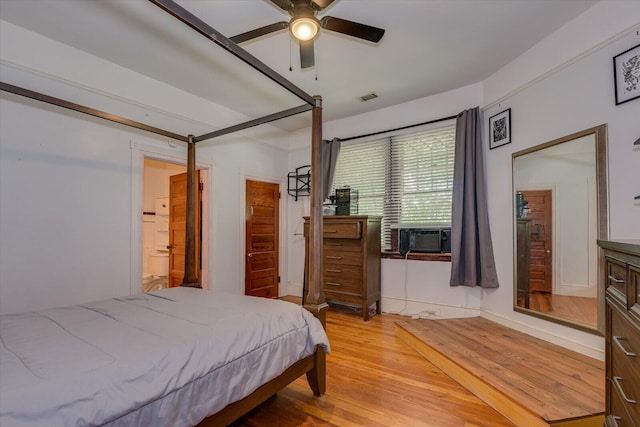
[229,0,385,69]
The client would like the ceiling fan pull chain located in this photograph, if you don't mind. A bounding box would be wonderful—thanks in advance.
[289,38,293,72]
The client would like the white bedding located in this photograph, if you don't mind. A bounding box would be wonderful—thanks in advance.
[0,288,330,427]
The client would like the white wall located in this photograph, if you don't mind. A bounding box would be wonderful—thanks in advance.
[198,137,290,296]
[0,21,292,314]
[482,2,640,359]
[286,2,640,359]
[285,83,484,310]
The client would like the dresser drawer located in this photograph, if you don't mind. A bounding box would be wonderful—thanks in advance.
[609,386,637,427]
[606,256,628,301]
[323,273,362,297]
[323,221,361,239]
[324,250,362,266]
[324,239,361,253]
[303,221,362,239]
[610,309,640,423]
[324,264,362,281]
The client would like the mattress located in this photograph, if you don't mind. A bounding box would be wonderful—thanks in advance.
[0,287,330,427]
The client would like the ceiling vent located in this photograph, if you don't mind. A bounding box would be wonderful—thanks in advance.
[359,92,378,102]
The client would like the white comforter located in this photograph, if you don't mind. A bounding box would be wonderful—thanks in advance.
[0,288,330,427]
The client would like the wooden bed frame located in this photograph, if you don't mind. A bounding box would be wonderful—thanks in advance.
[0,0,328,425]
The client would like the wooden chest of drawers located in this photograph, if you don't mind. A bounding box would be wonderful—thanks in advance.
[599,240,640,427]
[304,215,381,321]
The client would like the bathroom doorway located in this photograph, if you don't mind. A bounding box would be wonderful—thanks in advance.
[142,159,185,292]
[142,157,210,293]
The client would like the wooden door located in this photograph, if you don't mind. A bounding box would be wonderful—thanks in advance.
[168,171,201,287]
[521,190,552,293]
[245,180,279,298]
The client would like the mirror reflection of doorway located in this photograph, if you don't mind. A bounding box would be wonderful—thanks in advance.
[513,130,602,332]
[517,187,598,329]
[521,190,553,293]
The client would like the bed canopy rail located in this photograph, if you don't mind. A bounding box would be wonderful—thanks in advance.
[0,82,189,142]
[148,0,316,108]
[0,0,326,320]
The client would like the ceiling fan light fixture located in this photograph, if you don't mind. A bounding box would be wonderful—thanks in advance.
[289,16,319,41]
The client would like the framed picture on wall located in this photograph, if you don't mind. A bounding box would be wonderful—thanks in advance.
[613,43,640,105]
[488,108,511,149]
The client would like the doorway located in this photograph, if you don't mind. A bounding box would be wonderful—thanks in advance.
[142,158,207,292]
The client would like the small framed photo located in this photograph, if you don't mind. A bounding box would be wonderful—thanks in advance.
[488,108,511,149]
[613,43,640,105]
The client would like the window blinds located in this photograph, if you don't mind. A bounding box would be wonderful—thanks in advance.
[331,124,455,248]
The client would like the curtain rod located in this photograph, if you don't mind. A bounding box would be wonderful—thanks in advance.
[336,113,459,143]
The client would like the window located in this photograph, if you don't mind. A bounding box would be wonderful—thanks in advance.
[331,124,456,248]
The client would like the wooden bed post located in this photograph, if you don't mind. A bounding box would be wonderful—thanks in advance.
[182,135,200,287]
[304,96,328,396]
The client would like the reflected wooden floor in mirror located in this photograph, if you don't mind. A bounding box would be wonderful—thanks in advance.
[518,292,597,329]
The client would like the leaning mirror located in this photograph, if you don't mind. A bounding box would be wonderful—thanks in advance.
[513,125,608,334]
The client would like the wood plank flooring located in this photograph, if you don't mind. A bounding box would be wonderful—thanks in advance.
[525,293,597,329]
[233,306,515,427]
[396,317,605,427]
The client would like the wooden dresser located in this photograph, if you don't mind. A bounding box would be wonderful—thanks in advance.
[599,239,640,427]
[304,215,381,321]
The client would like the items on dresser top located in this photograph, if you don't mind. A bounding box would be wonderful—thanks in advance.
[599,239,640,427]
[304,216,381,321]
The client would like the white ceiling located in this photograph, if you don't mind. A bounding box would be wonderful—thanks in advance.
[0,0,598,132]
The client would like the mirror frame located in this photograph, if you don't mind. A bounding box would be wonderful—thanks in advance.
[512,124,609,335]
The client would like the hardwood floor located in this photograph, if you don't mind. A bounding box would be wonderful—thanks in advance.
[526,292,597,329]
[396,317,604,427]
[234,305,515,427]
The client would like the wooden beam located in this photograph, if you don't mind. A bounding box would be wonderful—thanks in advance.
[182,135,200,287]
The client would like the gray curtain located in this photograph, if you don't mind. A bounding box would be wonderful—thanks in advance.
[322,137,341,200]
[450,107,499,288]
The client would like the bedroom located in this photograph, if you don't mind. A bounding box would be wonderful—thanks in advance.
[1,0,639,426]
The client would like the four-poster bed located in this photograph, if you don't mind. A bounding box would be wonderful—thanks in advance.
[0,0,328,425]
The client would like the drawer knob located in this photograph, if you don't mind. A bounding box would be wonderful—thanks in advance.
[327,242,343,246]
[325,229,338,233]
[608,275,624,284]
[613,336,637,357]
[326,256,342,260]
[326,269,342,273]
[612,376,637,404]
[326,282,342,287]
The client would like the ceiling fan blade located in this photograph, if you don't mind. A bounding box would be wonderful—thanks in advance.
[269,0,293,11]
[312,0,336,10]
[229,22,288,44]
[299,40,315,69]
[320,16,385,43]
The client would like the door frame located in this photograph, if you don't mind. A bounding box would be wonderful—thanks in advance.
[239,171,286,297]
[131,140,214,295]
